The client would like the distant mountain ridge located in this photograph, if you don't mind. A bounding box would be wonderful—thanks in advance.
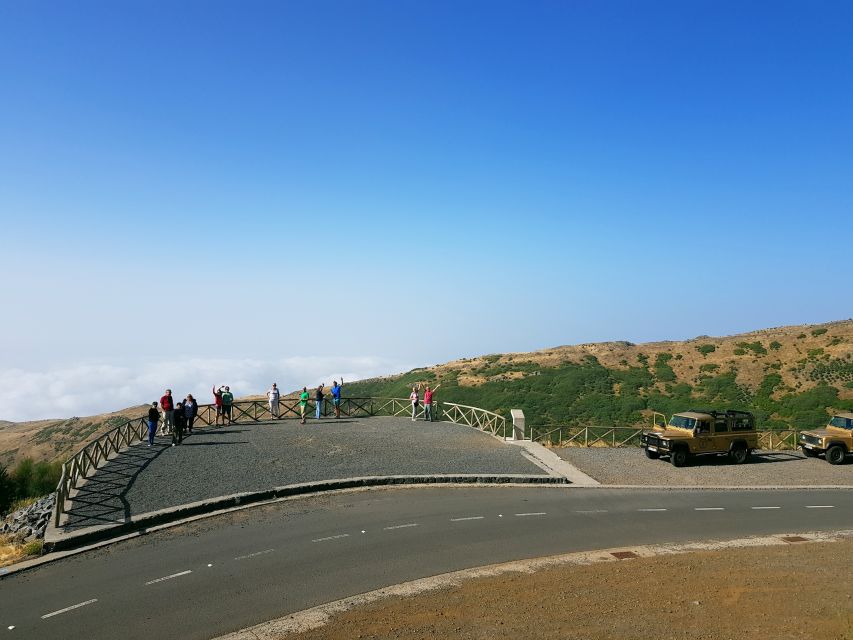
[1,320,851,467]
[344,319,853,429]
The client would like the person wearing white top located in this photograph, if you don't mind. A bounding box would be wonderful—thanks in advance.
[267,383,281,418]
[410,383,421,421]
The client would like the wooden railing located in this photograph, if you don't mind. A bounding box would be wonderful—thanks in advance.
[529,425,804,450]
[51,397,507,527]
[441,402,508,438]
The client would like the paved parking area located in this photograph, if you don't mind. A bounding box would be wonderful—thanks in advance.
[552,447,853,486]
[63,417,545,530]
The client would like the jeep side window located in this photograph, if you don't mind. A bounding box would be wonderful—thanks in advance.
[697,420,711,434]
[714,418,728,433]
[732,417,752,431]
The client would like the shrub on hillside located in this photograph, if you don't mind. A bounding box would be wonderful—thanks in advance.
[736,341,767,356]
[696,344,716,357]
[0,465,14,515]
[770,341,782,351]
[811,328,828,337]
[11,458,63,501]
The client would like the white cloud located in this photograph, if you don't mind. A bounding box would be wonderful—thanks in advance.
[0,356,412,422]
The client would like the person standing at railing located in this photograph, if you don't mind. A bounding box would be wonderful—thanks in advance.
[160,389,174,435]
[267,383,281,419]
[299,386,309,424]
[331,378,343,418]
[212,385,224,425]
[423,383,441,422]
[221,386,234,425]
[172,401,186,446]
[184,394,198,434]
[315,384,325,420]
[410,384,421,421]
[147,402,160,446]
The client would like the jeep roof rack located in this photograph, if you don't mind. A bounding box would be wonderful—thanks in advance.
[686,408,755,418]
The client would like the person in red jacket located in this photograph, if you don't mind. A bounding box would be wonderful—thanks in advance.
[160,389,174,435]
[212,385,224,426]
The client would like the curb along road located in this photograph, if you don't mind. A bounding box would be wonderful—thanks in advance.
[16,475,565,564]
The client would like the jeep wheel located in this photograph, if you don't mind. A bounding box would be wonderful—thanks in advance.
[729,445,749,465]
[802,447,818,458]
[645,449,660,460]
[670,448,689,467]
[826,445,846,465]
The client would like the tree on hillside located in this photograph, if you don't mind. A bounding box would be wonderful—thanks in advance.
[0,464,14,515]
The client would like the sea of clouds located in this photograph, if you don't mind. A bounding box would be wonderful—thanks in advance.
[0,356,412,422]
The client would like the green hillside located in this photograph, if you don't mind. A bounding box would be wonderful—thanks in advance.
[345,321,853,430]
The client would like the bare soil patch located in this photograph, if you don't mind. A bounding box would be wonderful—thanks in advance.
[284,539,853,640]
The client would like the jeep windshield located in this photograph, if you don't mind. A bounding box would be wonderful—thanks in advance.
[829,416,853,430]
[668,416,696,430]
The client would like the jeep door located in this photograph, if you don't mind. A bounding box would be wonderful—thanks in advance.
[694,419,714,453]
[713,416,730,452]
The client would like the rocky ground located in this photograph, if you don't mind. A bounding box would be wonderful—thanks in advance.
[281,538,853,640]
[1,494,54,542]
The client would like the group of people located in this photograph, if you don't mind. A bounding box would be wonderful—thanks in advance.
[410,383,441,421]
[145,377,441,447]
[295,378,344,424]
[146,389,200,447]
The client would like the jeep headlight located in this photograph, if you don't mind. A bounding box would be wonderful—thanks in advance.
[800,434,806,440]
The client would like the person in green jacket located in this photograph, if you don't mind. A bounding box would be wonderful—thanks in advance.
[221,386,234,425]
[299,386,309,424]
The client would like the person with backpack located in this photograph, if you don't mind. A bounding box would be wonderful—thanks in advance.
[184,394,198,434]
[172,401,186,446]
[212,385,224,426]
[423,383,441,422]
[299,386,309,424]
[147,402,160,446]
[221,386,234,425]
[314,384,325,420]
[331,378,344,418]
[160,389,174,435]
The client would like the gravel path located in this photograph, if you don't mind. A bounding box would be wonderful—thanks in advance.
[63,417,544,530]
[552,447,853,486]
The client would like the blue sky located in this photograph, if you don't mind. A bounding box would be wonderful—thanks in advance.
[1,1,851,419]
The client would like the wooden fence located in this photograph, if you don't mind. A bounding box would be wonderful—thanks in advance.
[529,425,804,450]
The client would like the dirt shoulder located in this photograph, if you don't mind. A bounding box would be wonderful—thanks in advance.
[276,537,853,640]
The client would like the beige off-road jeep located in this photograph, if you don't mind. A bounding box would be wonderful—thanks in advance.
[798,412,853,465]
[641,409,758,467]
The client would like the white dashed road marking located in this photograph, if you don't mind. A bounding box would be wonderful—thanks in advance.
[235,549,275,561]
[145,570,192,585]
[752,506,781,510]
[41,599,98,619]
[450,516,485,522]
[312,534,350,543]
[515,512,547,517]
[695,508,725,511]
[383,523,419,530]
[638,508,667,512]
[806,505,835,509]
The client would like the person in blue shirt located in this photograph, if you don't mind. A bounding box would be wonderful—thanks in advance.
[331,377,344,418]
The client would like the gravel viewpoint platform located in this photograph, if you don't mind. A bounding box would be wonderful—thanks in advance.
[553,447,853,486]
[61,417,547,531]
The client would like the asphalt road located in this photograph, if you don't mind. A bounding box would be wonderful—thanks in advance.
[3,486,853,639]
